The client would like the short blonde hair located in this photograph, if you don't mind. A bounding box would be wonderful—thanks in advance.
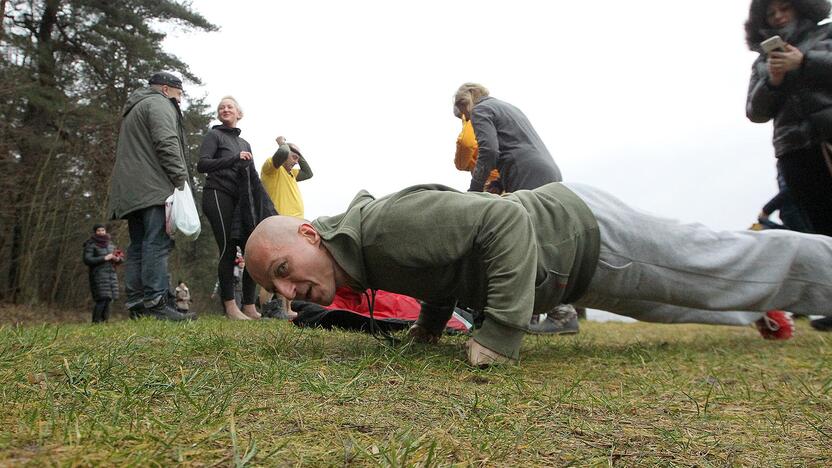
[217,96,243,120]
[453,82,489,116]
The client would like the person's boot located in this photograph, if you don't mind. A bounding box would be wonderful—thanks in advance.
[527,304,580,335]
[92,307,105,324]
[142,296,196,322]
[128,303,145,320]
[810,316,832,331]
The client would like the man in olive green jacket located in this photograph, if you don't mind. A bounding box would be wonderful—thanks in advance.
[107,72,193,321]
[245,182,832,366]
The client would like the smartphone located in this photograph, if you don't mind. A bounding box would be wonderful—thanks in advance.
[761,35,786,54]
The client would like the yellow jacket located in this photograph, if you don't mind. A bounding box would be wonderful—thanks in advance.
[455,118,499,184]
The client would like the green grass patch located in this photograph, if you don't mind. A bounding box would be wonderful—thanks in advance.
[0,316,830,465]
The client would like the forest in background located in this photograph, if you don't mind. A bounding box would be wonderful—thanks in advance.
[0,0,223,311]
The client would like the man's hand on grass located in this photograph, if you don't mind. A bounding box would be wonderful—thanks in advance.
[406,324,442,344]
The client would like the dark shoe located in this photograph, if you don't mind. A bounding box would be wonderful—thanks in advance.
[810,316,832,331]
[139,297,196,322]
[261,297,289,319]
[527,305,580,335]
[128,304,145,320]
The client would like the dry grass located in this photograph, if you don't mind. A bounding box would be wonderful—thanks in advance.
[0,312,830,466]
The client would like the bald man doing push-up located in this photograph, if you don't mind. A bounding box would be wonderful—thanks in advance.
[245,182,832,366]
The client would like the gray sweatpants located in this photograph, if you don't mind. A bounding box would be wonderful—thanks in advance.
[565,183,832,326]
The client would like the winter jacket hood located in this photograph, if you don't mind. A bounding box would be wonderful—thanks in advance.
[745,0,832,50]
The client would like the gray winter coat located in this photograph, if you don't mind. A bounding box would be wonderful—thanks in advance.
[83,240,119,301]
[468,96,562,192]
[108,87,189,219]
[747,21,832,157]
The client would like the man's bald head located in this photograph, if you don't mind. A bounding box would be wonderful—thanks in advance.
[245,216,343,305]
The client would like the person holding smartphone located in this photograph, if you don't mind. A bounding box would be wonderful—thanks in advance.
[745,0,832,332]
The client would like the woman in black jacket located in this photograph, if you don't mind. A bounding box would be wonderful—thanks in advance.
[746,0,832,333]
[83,224,122,323]
[746,0,832,236]
[197,96,272,320]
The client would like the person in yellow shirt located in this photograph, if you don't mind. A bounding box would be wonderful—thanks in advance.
[261,136,313,218]
[259,136,313,317]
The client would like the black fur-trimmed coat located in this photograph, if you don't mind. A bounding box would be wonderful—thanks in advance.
[745,0,832,156]
[83,240,119,301]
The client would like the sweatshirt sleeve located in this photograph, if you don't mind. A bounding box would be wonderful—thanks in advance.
[469,199,537,358]
[468,105,499,192]
[746,59,785,123]
[296,154,313,181]
[148,99,187,187]
[196,131,239,173]
[377,191,536,359]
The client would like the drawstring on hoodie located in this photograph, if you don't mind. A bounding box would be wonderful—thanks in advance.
[363,289,400,346]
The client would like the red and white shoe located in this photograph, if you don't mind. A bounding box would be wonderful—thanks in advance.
[755,310,794,340]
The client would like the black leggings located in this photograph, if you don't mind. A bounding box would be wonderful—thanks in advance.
[93,298,111,323]
[779,145,832,236]
[202,188,256,305]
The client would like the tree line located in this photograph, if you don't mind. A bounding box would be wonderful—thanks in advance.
[1,0,222,311]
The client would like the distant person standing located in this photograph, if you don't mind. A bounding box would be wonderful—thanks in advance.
[258,136,313,319]
[261,136,313,218]
[198,96,271,321]
[174,280,192,313]
[107,72,194,321]
[83,224,123,323]
[745,0,832,332]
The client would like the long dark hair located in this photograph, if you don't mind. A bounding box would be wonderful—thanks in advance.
[745,0,831,49]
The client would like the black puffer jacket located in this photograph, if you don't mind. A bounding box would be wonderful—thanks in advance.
[197,125,253,196]
[83,240,119,301]
[746,5,832,157]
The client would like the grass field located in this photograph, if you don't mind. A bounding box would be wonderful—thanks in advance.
[0,312,830,466]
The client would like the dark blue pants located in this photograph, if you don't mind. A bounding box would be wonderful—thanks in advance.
[124,205,172,308]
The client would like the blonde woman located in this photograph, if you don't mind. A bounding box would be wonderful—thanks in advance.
[197,96,263,320]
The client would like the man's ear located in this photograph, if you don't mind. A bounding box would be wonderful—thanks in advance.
[298,223,320,245]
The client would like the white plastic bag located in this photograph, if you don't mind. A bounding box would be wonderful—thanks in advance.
[165,182,201,239]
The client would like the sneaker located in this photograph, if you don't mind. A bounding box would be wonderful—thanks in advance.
[261,297,289,320]
[755,310,794,340]
[527,304,580,335]
[810,316,832,331]
[139,297,196,322]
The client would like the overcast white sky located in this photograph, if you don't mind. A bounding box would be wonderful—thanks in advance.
[166,0,782,229]
[165,1,793,321]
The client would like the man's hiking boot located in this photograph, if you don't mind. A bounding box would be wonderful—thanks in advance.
[755,310,793,340]
[810,316,832,331]
[137,297,195,322]
[527,304,580,335]
[128,304,145,320]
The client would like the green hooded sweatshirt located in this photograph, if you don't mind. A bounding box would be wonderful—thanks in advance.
[108,87,188,219]
[312,183,600,360]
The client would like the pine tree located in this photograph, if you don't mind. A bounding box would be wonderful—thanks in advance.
[0,0,217,305]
